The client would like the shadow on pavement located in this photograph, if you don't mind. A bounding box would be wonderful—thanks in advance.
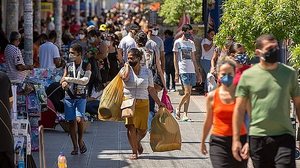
[138,155,208,160]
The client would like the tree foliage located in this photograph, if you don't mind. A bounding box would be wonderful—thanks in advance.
[159,0,202,25]
[214,0,300,68]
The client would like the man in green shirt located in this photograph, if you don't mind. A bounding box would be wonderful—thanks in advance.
[232,34,300,168]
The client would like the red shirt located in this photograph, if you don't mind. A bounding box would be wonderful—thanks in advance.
[233,65,251,86]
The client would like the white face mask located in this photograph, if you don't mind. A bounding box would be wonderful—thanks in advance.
[79,34,85,40]
[152,30,158,36]
[89,37,96,43]
[69,53,76,61]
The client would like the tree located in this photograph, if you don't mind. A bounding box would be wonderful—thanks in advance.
[24,0,33,65]
[214,0,300,68]
[6,0,19,37]
[159,0,202,25]
[54,0,62,48]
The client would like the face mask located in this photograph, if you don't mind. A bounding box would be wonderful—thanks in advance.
[220,74,233,87]
[184,33,192,39]
[79,34,85,40]
[261,48,280,63]
[69,53,76,62]
[89,37,96,43]
[128,61,138,67]
[152,30,158,36]
[235,53,249,65]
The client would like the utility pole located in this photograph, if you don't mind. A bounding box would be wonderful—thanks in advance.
[23,0,33,65]
[54,0,62,48]
[6,0,19,37]
[34,0,41,34]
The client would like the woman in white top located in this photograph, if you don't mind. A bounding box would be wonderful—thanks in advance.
[120,48,165,160]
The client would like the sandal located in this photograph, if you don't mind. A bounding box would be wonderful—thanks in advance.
[129,153,138,160]
[138,143,143,155]
[175,108,181,120]
[71,149,78,155]
[79,141,87,154]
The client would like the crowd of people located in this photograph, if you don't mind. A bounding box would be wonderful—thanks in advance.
[0,4,300,168]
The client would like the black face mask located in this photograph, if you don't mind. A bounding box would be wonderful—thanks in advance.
[184,33,192,39]
[129,61,138,67]
[262,48,280,63]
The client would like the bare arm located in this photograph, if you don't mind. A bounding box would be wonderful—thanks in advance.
[210,50,219,73]
[232,96,248,161]
[148,86,164,107]
[117,48,124,65]
[16,64,33,71]
[200,91,214,155]
[160,50,165,72]
[191,51,202,83]
[203,42,213,52]
[156,51,167,89]
[174,51,179,82]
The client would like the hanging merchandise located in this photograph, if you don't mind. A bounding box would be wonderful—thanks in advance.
[150,107,181,152]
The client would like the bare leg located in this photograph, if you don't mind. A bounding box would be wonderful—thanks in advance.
[77,117,87,153]
[127,125,138,159]
[178,85,192,117]
[69,120,78,154]
[183,86,192,117]
[137,129,147,155]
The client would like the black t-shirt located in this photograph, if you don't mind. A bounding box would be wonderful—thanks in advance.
[0,72,13,152]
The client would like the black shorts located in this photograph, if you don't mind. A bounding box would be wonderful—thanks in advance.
[249,134,296,168]
[209,134,248,168]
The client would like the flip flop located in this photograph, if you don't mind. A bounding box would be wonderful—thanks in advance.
[129,153,138,160]
[175,108,181,120]
[79,141,87,154]
[71,149,78,155]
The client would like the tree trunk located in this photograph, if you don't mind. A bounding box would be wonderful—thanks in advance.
[85,0,89,17]
[91,0,95,17]
[6,0,19,37]
[75,0,80,25]
[23,0,33,65]
[34,0,41,34]
[54,0,62,49]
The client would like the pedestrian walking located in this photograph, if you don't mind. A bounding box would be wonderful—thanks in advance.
[164,29,176,92]
[232,34,300,168]
[119,48,165,160]
[201,58,248,168]
[61,43,91,155]
[173,24,202,121]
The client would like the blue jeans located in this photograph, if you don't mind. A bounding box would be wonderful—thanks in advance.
[200,59,211,92]
[148,94,156,131]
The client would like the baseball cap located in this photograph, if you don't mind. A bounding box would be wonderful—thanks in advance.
[99,24,107,31]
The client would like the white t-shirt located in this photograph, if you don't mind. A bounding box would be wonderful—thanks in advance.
[173,38,196,74]
[201,38,214,60]
[39,42,60,69]
[123,66,154,100]
[118,34,137,62]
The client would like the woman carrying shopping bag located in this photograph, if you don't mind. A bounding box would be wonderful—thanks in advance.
[200,58,248,167]
[60,43,91,155]
[119,48,165,160]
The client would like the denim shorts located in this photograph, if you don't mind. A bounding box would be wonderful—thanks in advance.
[180,73,196,86]
[64,98,87,121]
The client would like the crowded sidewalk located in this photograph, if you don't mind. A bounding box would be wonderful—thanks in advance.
[33,86,212,168]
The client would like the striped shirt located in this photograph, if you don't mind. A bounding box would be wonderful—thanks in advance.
[123,66,154,100]
[4,44,27,82]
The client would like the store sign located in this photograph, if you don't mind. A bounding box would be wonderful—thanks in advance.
[41,2,53,12]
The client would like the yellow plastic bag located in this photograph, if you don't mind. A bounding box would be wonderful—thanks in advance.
[98,74,123,121]
[150,107,182,152]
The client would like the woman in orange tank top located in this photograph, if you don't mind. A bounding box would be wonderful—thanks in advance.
[200,58,248,168]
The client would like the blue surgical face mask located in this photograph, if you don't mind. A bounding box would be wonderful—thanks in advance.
[220,74,233,87]
[235,53,249,65]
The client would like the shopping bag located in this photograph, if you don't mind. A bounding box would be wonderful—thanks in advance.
[98,74,123,121]
[161,90,173,113]
[150,107,181,152]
